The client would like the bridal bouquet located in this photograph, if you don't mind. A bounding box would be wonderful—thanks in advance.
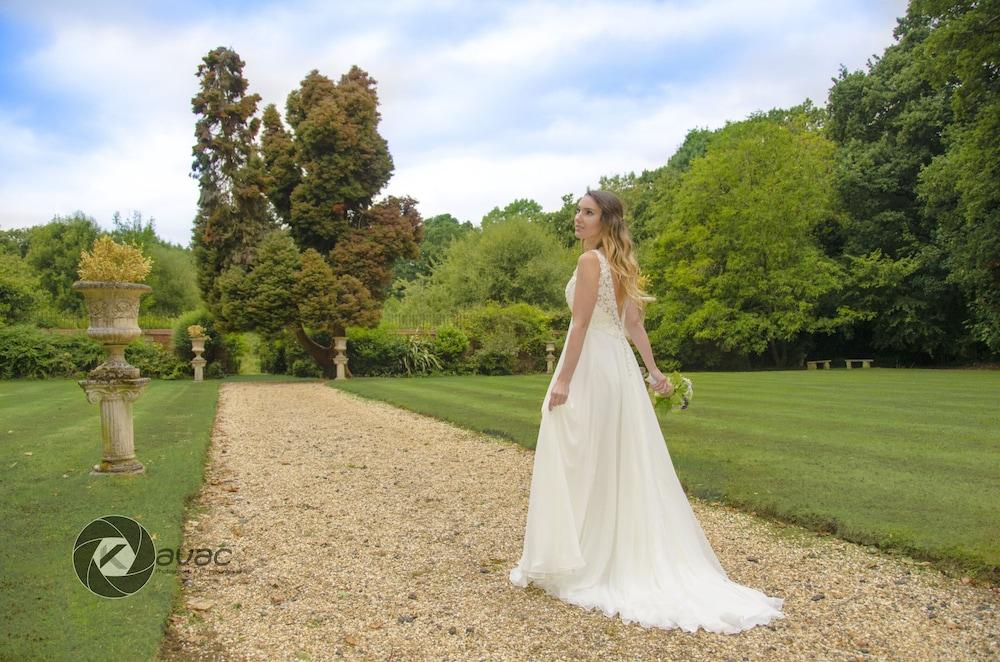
[646,371,693,412]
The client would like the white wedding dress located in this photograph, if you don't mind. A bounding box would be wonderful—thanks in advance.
[508,249,785,634]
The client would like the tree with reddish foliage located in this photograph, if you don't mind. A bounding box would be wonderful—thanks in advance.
[213,62,422,377]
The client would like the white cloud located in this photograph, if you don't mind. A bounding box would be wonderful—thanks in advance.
[1,0,908,244]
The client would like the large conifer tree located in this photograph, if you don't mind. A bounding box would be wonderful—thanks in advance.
[209,64,423,377]
[190,47,276,315]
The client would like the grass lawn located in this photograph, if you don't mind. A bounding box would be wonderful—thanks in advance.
[0,378,222,660]
[329,368,1000,582]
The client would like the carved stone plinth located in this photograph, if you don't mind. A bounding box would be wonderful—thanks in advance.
[334,336,348,380]
[79,378,150,476]
[546,341,556,373]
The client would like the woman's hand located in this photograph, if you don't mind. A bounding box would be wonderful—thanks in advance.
[647,368,674,397]
[548,377,570,411]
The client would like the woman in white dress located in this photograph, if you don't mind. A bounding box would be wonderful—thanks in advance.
[508,190,785,634]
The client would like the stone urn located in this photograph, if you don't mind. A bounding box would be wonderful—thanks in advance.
[72,280,152,475]
[190,335,208,382]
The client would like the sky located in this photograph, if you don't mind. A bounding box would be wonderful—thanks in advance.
[0,0,909,247]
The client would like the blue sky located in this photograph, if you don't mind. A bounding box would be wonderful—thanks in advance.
[0,0,909,246]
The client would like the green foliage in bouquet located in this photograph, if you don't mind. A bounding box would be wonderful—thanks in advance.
[647,371,693,413]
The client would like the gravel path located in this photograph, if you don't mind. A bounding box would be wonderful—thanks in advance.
[159,382,998,661]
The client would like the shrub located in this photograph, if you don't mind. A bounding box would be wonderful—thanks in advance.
[457,302,552,374]
[258,331,291,374]
[470,329,518,375]
[172,309,241,375]
[401,335,443,376]
[430,323,470,372]
[290,358,323,378]
[346,326,409,376]
[124,338,188,379]
[56,332,106,372]
[0,325,102,379]
[546,307,572,335]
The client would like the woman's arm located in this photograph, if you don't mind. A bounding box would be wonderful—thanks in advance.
[622,300,656,372]
[548,252,600,409]
[624,300,673,395]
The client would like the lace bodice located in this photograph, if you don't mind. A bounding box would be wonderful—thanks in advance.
[565,249,628,340]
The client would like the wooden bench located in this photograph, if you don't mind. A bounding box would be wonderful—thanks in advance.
[806,360,832,370]
[845,358,874,369]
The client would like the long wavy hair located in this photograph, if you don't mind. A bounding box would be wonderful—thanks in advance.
[580,189,656,317]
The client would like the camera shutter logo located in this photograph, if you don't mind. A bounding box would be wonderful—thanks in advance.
[73,515,156,598]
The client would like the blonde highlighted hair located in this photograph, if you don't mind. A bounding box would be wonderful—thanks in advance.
[580,189,656,317]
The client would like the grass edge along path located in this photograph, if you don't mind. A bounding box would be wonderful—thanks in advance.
[0,378,224,661]
[328,369,1000,585]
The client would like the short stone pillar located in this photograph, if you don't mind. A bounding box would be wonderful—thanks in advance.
[333,336,348,380]
[79,378,150,475]
[546,341,556,373]
[190,335,207,382]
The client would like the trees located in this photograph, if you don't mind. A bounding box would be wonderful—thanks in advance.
[204,61,422,377]
[823,3,1000,360]
[601,126,716,248]
[481,199,544,229]
[190,47,276,312]
[390,213,475,289]
[0,252,44,325]
[110,211,201,316]
[394,216,576,321]
[482,196,582,248]
[825,13,971,361]
[6,211,199,321]
[535,194,579,248]
[912,0,1000,352]
[23,213,101,315]
[644,114,858,368]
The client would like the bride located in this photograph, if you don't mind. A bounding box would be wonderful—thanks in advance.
[508,190,785,634]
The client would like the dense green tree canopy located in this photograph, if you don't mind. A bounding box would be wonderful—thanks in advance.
[24,213,101,316]
[201,58,422,377]
[385,2,1000,368]
[825,8,990,360]
[390,213,475,288]
[644,114,859,368]
[263,67,396,252]
[912,0,1000,352]
[0,252,45,325]
[109,211,201,316]
[395,216,576,321]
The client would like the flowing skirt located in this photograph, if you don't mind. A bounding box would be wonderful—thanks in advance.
[509,325,785,634]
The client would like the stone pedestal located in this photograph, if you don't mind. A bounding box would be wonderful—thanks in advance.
[545,341,556,373]
[79,378,150,475]
[72,280,152,476]
[190,336,207,381]
[334,336,348,380]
